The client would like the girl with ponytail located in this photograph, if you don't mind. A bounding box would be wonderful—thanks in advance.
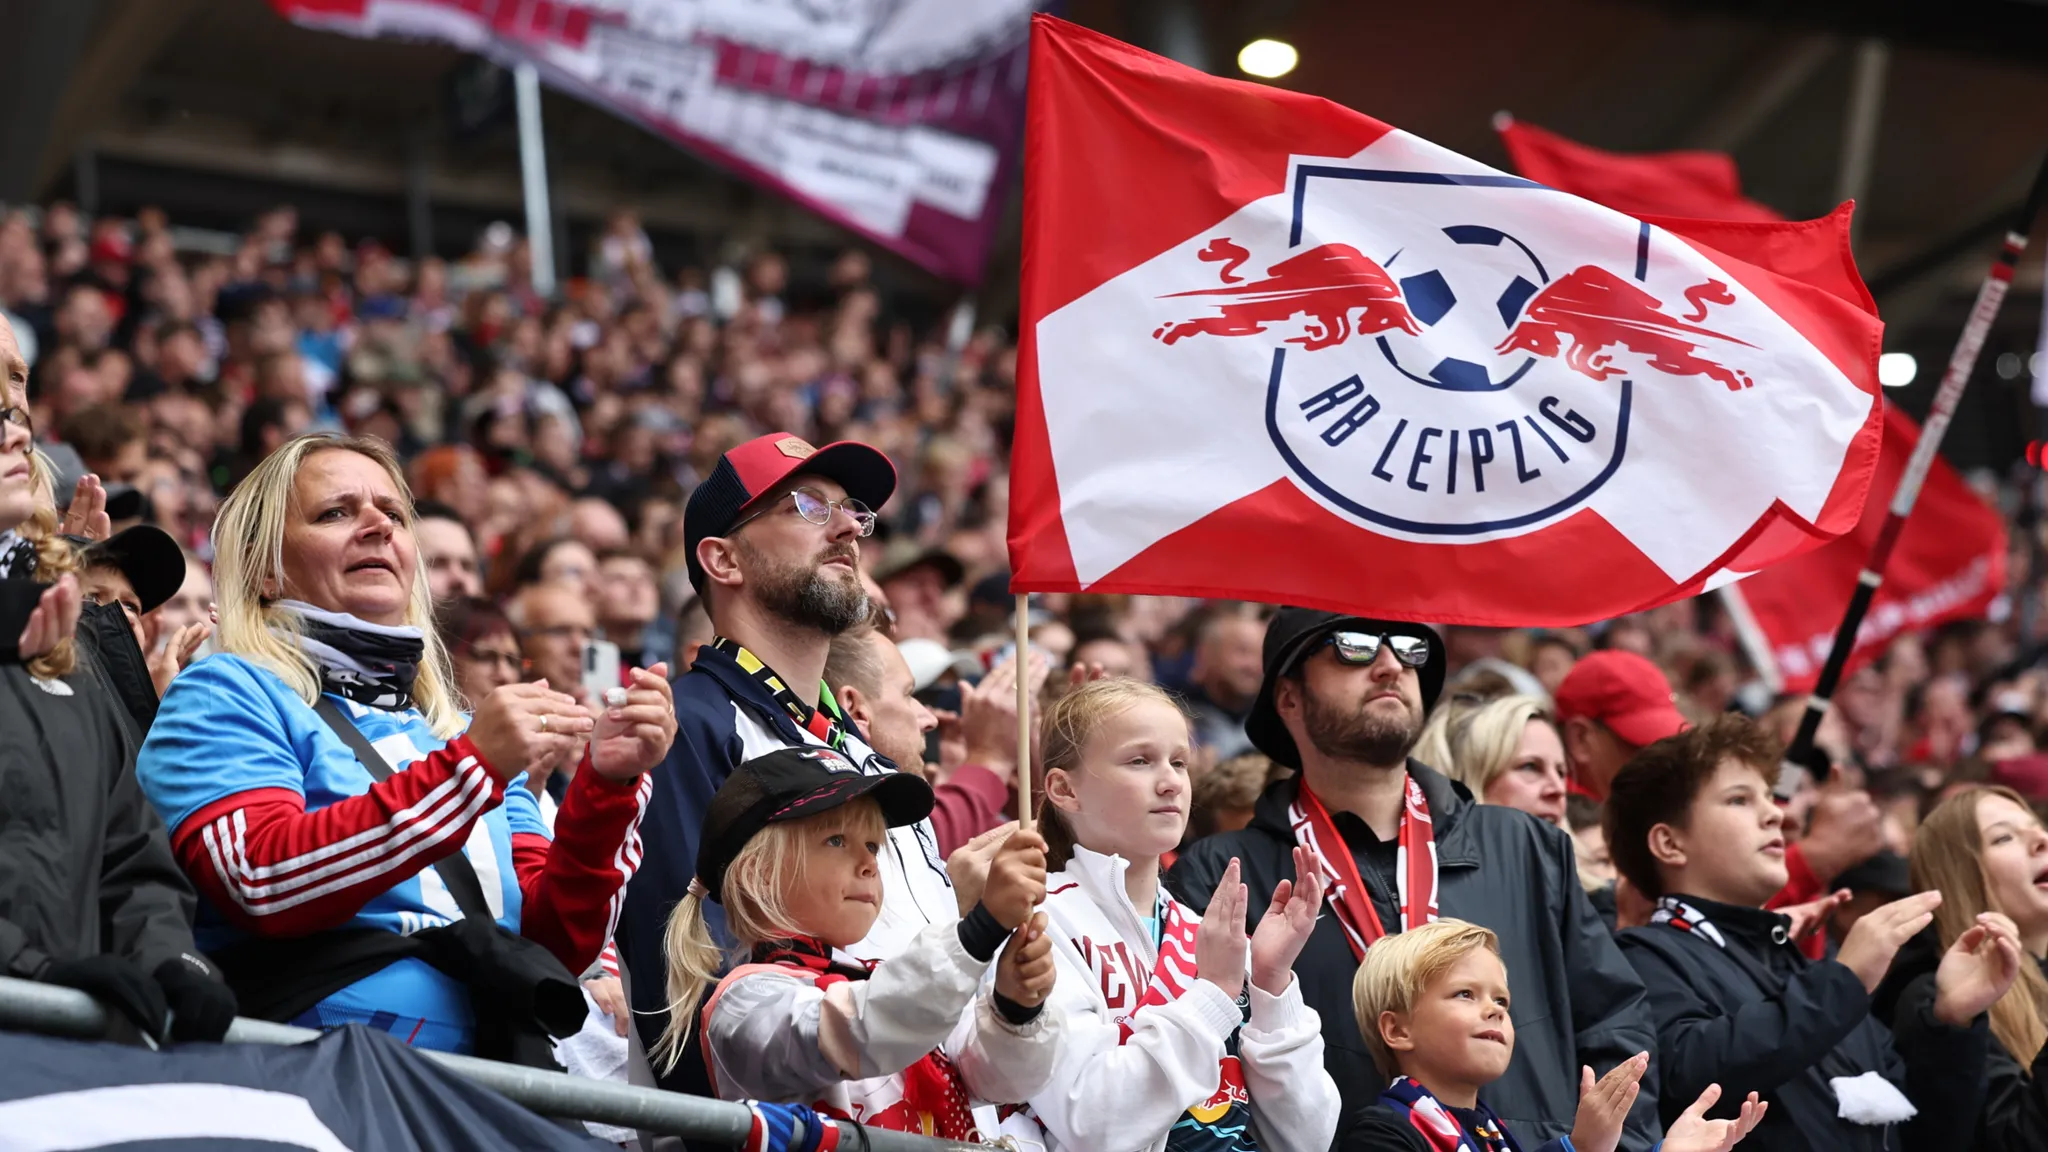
[654,745,1064,1142]
[1002,678,1341,1152]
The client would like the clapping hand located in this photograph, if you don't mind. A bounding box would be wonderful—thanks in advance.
[1663,1084,1767,1152]
[1836,891,1942,993]
[61,475,110,540]
[18,574,80,660]
[589,664,677,780]
[467,680,595,784]
[1249,845,1324,995]
[1570,1052,1648,1152]
[1933,911,2025,1026]
[1196,858,1249,996]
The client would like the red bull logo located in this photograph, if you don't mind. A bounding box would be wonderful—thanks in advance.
[1496,265,1755,391]
[1143,172,1768,540]
[1153,237,1420,351]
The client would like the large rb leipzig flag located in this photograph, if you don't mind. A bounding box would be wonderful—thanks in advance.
[1008,17,1885,625]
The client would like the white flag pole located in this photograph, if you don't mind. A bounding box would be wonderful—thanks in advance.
[513,61,557,299]
[1015,593,1033,828]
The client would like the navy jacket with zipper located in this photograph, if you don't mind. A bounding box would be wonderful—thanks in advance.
[1620,895,1988,1152]
[1170,764,1660,1151]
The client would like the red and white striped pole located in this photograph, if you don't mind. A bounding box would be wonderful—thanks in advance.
[1784,153,2048,778]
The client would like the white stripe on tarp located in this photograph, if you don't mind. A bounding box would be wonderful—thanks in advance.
[0,1083,356,1151]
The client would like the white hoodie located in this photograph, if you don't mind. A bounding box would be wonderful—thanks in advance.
[702,917,1061,1136]
[1005,844,1340,1152]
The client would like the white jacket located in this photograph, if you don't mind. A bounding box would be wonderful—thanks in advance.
[703,918,1062,1133]
[1012,845,1340,1152]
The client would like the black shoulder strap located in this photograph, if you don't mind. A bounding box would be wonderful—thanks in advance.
[312,696,496,923]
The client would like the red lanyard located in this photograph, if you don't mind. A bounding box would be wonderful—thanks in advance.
[1288,776,1439,960]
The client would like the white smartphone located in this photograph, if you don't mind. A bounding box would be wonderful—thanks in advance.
[582,639,621,700]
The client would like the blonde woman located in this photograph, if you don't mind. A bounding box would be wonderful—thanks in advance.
[1423,694,1570,828]
[136,433,674,1060]
[1898,786,2048,1152]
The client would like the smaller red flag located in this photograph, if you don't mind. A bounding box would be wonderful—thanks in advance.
[1490,118,2007,687]
[1730,406,2007,693]
[1497,117,1786,224]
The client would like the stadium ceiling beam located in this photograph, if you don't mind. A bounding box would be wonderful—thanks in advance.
[1864,154,2045,327]
[0,0,102,204]
[30,0,200,199]
[1680,34,1835,154]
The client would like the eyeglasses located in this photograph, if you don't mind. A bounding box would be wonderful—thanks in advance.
[0,406,31,438]
[462,646,525,674]
[728,486,876,537]
[1322,631,1431,668]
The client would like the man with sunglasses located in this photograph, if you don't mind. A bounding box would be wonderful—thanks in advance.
[1171,608,1660,1149]
[615,432,965,1109]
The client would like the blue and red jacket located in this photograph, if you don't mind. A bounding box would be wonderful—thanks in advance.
[136,653,650,1052]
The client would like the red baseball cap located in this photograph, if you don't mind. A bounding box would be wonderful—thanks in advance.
[1553,650,1688,749]
[683,432,897,594]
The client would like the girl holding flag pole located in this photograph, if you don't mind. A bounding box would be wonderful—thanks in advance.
[1000,678,1342,1152]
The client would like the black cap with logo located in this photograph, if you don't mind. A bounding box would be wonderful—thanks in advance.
[695,745,934,901]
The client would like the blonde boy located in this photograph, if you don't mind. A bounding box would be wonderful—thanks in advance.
[1343,919,1763,1152]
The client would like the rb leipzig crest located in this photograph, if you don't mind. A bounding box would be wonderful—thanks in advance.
[1149,163,1761,538]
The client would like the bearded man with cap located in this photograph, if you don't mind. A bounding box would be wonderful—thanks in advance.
[1169,609,1660,1149]
[616,433,979,1101]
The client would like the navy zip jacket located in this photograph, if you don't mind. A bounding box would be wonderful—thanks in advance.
[1619,895,1988,1152]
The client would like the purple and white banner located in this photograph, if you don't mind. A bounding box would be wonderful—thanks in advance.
[273,0,1043,283]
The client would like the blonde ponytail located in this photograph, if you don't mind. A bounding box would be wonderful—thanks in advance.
[651,890,726,1074]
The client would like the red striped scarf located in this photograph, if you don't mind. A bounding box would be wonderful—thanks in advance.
[1287,776,1439,960]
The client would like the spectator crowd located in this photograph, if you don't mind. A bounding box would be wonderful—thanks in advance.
[5,195,2048,1152]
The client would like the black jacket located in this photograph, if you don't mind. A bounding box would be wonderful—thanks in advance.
[0,656,199,980]
[1882,933,2046,1152]
[1619,896,1987,1152]
[1169,765,1660,1151]
[75,600,158,737]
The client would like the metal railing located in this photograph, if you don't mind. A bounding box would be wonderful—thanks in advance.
[0,976,984,1151]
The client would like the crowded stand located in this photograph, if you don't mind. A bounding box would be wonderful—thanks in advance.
[5,31,2048,1152]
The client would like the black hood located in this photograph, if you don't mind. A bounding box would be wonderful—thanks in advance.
[1244,608,1446,769]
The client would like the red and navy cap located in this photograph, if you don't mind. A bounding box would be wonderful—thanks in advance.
[694,745,935,901]
[683,432,897,595]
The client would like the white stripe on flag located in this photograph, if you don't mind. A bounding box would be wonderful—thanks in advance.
[0,1083,356,1152]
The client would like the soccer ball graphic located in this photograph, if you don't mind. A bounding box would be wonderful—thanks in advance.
[1374,224,1549,393]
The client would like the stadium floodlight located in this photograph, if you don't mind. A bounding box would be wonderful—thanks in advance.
[1237,38,1298,80]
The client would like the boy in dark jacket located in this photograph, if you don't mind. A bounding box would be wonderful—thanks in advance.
[1342,917,1764,1152]
[1608,715,2012,1152]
